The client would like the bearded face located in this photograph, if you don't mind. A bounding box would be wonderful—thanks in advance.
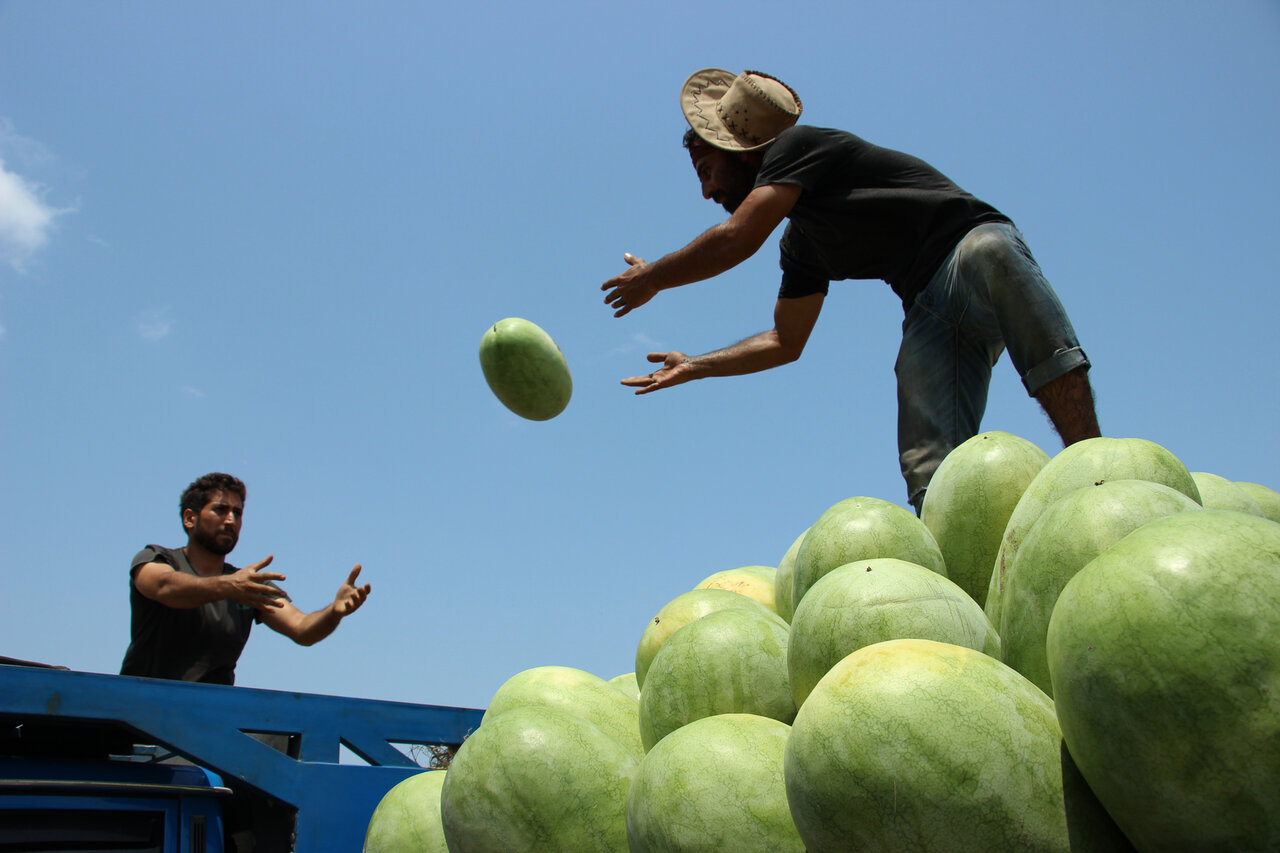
[186,490,242,555]
[693,149,760,214]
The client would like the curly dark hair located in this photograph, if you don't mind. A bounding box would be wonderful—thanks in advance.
[683,128,708,153]
[179,473,246,529]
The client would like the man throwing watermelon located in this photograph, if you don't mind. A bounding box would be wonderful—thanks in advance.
[602,68,1100,512]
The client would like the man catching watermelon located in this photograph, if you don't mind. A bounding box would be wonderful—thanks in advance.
[602,68,1100,512]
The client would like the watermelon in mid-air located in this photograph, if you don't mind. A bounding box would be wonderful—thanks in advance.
[479,317,572,420]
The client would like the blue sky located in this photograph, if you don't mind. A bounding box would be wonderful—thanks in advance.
[2,1,1277,712]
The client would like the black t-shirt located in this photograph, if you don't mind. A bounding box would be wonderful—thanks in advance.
[119,545,284,685]
[755,125,1011,307]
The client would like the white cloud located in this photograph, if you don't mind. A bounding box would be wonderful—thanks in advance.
[137,307,174,341]
[0,119,54,168]
[0,121,75,273]
[0,160,61,271]
[608,330,665,357]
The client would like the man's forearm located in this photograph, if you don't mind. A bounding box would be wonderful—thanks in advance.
[641,220,766,292]
[686,329,803,378]
[290,606,342,646]
[623,294,822,395]
[144,569,231,609]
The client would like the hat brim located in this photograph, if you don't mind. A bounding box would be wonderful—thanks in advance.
[681,68,773,153]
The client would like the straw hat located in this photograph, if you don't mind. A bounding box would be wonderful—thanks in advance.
[681,68,802,152]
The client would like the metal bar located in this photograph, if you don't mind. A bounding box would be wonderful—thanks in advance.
[1,664,483,851]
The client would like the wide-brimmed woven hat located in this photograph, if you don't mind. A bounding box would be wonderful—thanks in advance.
[681,68,802,152]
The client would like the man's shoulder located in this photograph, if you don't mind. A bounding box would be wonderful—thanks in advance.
[130,545,210,577]
[763,126,866,171]
[133,544,180,567]
[774,125,862,148]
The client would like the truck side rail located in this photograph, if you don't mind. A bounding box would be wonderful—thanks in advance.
[0,664,484,850]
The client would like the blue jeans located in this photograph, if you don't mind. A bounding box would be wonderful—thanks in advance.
[895,222,1088,512]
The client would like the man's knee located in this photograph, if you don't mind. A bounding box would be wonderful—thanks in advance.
[955,224,1023,282]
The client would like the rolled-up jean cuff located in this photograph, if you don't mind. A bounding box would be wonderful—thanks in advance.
[1022,346,1090,396]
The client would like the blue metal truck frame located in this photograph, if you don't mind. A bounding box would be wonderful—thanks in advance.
[1,660,484,851]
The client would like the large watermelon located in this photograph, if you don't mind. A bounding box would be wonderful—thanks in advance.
[785,639,1076,852]
[625,714,804,852]
[634,588,778,688]
[787,558,998,708]
[999,479,1201,695]
[772,527,808,623]
[920,430,1050,608]
[792,496,946,613]
[984,436,1200,623]
[363,769,449,853]
[1235,480,1280,522]
[607,671,640,702]
[1047,510,1280,851]
[481,665,642,757]
[439,704,637,852]
[1190,470,1265,515]
[693,564,778,614]
[638,608,794,751]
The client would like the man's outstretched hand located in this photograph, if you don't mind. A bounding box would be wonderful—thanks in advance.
[333,565,371,617]
[621,351,694,395]
[602,253,659,318]
[228,555,289,610]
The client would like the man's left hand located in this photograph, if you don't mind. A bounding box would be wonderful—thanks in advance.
[621,351,694,395]
[602,253,658,318]
[333,565,371,617]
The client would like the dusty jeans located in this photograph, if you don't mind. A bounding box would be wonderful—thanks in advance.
[895,222,1088,512]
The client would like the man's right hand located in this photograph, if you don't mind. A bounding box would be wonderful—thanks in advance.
[135,557,286,610]
[225,555,288,610]
[602,253,658,318]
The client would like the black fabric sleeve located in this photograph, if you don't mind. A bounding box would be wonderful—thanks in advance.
[776,224,831,299]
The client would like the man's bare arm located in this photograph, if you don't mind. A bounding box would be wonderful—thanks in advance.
[602,183,801,317]
[132,556,287,610]
[621,292,825,394]
[260,565,371,647]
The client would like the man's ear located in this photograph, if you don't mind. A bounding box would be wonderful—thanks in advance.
[182,508,197,532]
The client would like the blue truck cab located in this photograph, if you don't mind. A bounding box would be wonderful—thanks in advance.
[1,750,230,851]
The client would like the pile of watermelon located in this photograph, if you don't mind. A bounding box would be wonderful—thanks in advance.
[364,434,1280,852]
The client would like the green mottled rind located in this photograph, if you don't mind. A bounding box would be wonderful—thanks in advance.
[1191,471,1265,515]
[793,496,946,614]
[1236,480,1280,523]
[773,528,808,623]
[639,608,794,752]
[439,705,637,853]
[985,437,1200,624]
[364,770,449,853]
[787,558,999,708]
[785,639,1070,853]
[635,589,778,689]
[479,317,572,420]
[607,672,640,702]
[921,431,1049,608]
[694,564,778,614]
[1000,480,1201,696]
[1047,510,1280,852]
[481,665,642,757]
[625,714,805,853]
